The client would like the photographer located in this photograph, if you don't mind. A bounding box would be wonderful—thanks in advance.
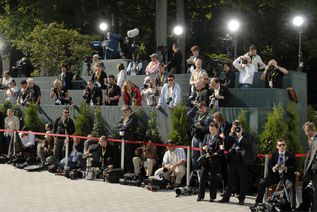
[244,44,266,72]
[261,59,288,88]
[104,75,121,106]
[122,80,142,106]
[58,64,74,90]
[187,45,205,74]
[16,80,32,106]
[222,62,235,88]
[82,80,103,106]
[13,57,33,77]
[187,102,212,170]
[209,78,230,108]
[156,74,181,108]
[155,63,168,88]
[85,136,118,172]
[133,141,157,177]
[141,77,160,107]
[153,139,186,187]
[91,61,107,89]
[126,56,143,76]
[189,80,211,108]
[250,139,296,211]
[197,121,224,202]
[165,43,182,74]
[26,78,41,105]
[50,79,71,105]
[59,136,84,170]
[219,120,256,205]
[233,55,255,88]
[5,79,20,104]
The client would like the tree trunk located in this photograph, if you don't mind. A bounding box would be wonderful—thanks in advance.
[155,0,167,48]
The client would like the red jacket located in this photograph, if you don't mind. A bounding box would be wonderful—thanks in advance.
[123,86,142,106]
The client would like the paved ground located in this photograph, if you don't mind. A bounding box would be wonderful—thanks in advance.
[0,164,255,212]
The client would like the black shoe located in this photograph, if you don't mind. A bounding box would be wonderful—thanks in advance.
[218,197,229,203]
[197,197,203,201]
[209,199,214,202]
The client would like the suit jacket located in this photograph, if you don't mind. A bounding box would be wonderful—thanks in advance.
[166,51,182,74]
[228,132,256,165]
[118,112,138,140]
[211,84,231,107]
[269,151,296,181]
[88,143,118,168]
[187,108,212,140]
[58,71,73,90]
[304,134,317,179]
[190,87,212,106]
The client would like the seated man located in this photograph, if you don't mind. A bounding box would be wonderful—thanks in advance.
[18,128,37,165]
[59,136,84,170]
[250,138,296,210]
[209,78,231,108]
[154,139,186,186]
[133,141,157,177]
[156,74,181,109]
[85,136,118,171]
[36,130,54,166]
[83,80,103,106]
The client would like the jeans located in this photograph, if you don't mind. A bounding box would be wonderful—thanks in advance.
[59,153,83,170]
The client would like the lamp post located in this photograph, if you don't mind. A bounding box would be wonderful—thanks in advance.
[227,19,240,59]
[292,16,305,71]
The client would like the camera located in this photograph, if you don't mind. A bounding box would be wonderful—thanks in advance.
[209,95,216,108]
[235,126,241,133]
[242,59,248,65]
[66,169,83,180]
[166,97,172,106]
[175,187,197,197]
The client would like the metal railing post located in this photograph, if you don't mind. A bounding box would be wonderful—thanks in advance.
[13,131,17,155]
[120,131,125,170]
[64,135,69,171]
[186,146,191,187]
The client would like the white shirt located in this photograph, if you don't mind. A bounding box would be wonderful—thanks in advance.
[19,132,35,148]
[233,58,255,85]
[158,83,181,108]
[244,53,266,72]
[162,148,186,165]
[117,69,127,87]
[5,86,20,103]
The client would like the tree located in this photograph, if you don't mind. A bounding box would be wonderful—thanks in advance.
[92,106,106,137]
[24,103,44,132]
[74,103,92,136]
[285,102,302,153]
[236,109,251,133]
[308,105,317,126]
[14,22,92,75]
[145,109,161,143]
[259,105,287,153]
[168,104,191,146]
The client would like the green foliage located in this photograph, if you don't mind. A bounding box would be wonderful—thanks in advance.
[285,103,302,153]
[236,110,251,133]
[259,105,287,153]
[14,22,92,75]
[74,103,91,136]
[308,105,317,126]
[24,103,44,132]
[91,106,106,137]
[145,110,161,143]
[134,108,148,140]
[168,104,191,146]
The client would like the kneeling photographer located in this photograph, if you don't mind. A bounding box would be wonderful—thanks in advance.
[197,121,224,202]
[84,136,118,179]
[250,138,296,211]
[219,120,257,205]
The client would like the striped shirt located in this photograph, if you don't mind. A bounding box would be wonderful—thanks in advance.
[163,148,186,164]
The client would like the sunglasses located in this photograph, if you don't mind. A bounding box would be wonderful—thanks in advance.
[277,144,286,147]
[64,111,70,114]
[167,79,174,81]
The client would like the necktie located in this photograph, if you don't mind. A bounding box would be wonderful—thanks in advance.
[278,153,284,165]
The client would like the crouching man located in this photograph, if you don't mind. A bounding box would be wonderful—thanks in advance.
[59,136,84,170]
[84,136,118,179]
[153,139,186,187]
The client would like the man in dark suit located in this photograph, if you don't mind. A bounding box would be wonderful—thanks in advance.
[250,138,296,210]
[166,43,182,74]
[58,64,74,90]
[219,120,257,205]
[189,80,212,107]
[303,122,317,211]
[117,105,139,173]
[209,77,230,108]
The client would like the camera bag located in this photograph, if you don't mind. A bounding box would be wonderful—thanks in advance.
[104,168,123,183]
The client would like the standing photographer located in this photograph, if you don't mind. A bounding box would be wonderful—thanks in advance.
[209,78,230,109]
[261,59,288,88]
[219,120,256,205]
[197,121,224,202]
[187,102,212,170]
[233,55,255,88]
[250,139,296,211]
[82,80,103,106]
[50,79,71,105]
[156,74,181,108]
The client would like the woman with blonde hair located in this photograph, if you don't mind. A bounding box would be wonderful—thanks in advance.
[91,61,107,89]
[122,80,142,106]
[50,79,71,105]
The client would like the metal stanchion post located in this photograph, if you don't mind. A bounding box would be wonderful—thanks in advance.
[13,131,17,155]
[264,154,269,202]
[186,146,191,187]
[120,131,125,170]
[64,135,69,171]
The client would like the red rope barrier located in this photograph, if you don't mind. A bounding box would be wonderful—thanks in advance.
[0,129,307,158]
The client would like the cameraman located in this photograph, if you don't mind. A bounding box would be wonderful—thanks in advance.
[156,74,181,108]
[187,102,212,170]
[209,78,230,108]
[219,120,256,205]
[250,139,296,210]
[261,59,288,88]
[189,80,211,108]
[197,121,224,202]
[233,55,255,88]
[82,80,103,106]
[141,77,160,107]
